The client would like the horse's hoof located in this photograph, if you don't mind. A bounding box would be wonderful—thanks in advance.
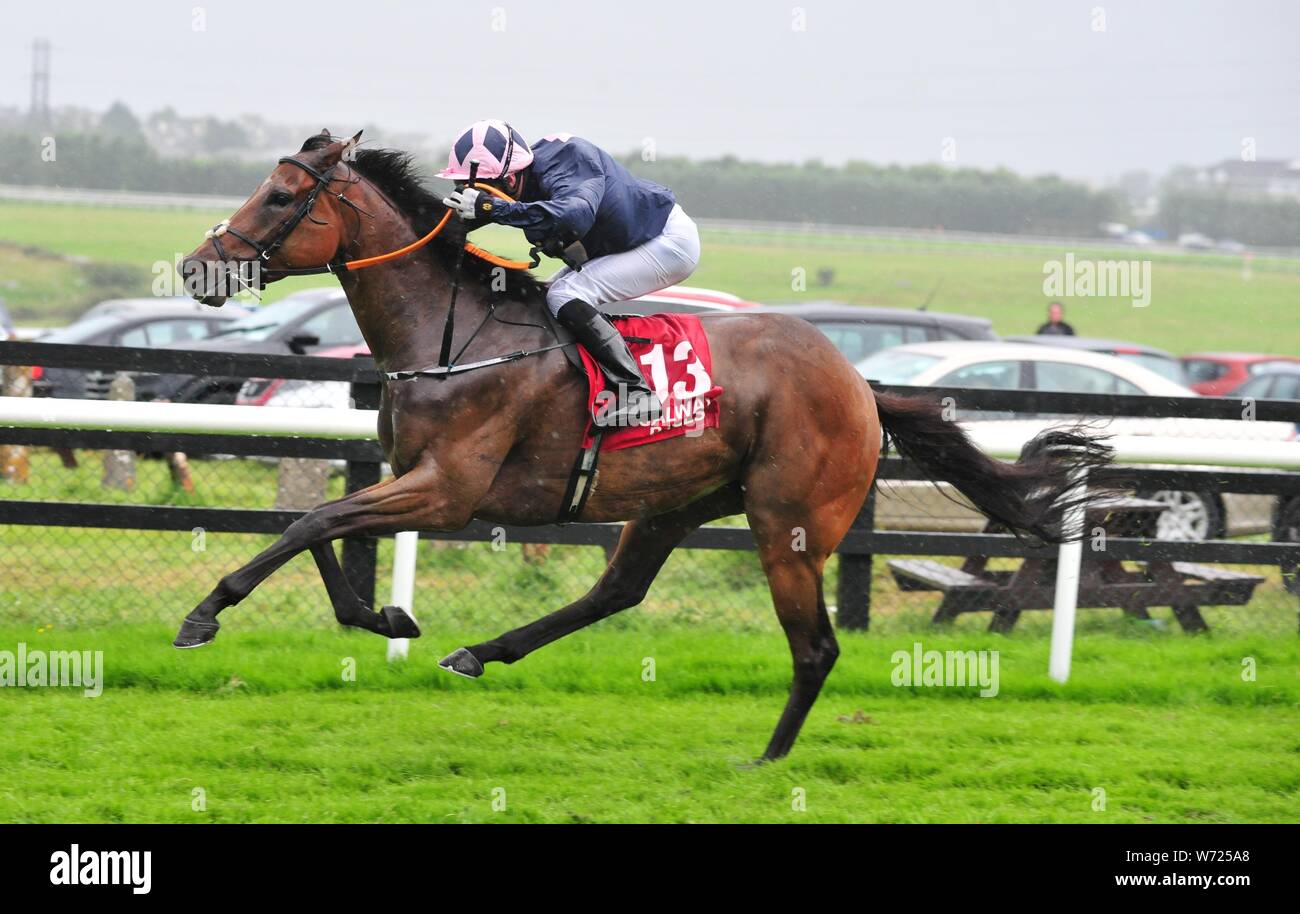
[381,605,421,639]
[438,647,484,679]
[173,618,219,649]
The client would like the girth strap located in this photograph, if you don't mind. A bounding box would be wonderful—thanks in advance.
[559,431,603,523]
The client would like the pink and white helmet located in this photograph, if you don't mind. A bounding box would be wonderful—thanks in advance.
[436,120,533,180]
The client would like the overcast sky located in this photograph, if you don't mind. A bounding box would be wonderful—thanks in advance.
[4,0,1298,183]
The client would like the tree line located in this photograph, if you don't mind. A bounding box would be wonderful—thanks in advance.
[0,132,270,197]
[621,155,1123,236]
[3,128,1296,245]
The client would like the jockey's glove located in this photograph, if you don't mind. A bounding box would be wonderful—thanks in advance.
[442,187,497,222]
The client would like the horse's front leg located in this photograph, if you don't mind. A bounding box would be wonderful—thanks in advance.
[173,460,470,648]
[310,540,421,639]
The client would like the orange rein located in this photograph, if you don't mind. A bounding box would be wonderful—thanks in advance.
[340,183,533,273]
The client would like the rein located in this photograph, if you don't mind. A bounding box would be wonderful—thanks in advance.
[348,183,537,274]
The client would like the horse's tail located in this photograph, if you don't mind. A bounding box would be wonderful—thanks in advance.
[870,385,1115,544]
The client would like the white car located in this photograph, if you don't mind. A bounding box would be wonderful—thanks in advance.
[855,341,1292,540]
[856,340,1194,397]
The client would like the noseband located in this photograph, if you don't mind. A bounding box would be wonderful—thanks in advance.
[204,156,366,280]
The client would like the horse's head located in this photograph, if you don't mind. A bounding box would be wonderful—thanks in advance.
[181,129,365,306]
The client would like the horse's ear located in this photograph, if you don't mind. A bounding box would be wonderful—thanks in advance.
[339,131,363,161]
[319,128,331,136]
[351,129,363,143]
[315,134,358,168]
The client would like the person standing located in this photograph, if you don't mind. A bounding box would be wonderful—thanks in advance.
[1036,301,1075,336]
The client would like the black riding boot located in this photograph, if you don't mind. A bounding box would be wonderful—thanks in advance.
[557,298,661,428]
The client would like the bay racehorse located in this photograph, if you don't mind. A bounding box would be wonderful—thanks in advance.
[175,131,1111,761]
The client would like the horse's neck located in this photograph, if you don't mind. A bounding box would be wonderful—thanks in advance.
[337,197,484,371]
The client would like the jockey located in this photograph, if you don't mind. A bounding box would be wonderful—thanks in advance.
[439,120,700,428]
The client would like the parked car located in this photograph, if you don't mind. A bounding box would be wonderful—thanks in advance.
[1005,335,1190,386]
[237,344,369,410]
[132,288,364,404]
[856,341,1283,541]
[74,296,236,324]
[1181,352,1300,396]
[756,302,996,364]
[857,340,1191,396]
[31,300,251,400]
[1178,232,1215,251]
[1227,362,1300,401]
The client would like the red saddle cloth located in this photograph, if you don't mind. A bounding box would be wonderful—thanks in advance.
[578,313,724,452]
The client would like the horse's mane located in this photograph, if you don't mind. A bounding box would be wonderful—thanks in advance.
[299,134,547,302]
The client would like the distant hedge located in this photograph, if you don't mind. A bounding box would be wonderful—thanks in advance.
[621,155,1124,236]
[0,131,268,196]
[1160,191,1300,248]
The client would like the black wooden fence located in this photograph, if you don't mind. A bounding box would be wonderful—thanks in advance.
[2,340,1298,631]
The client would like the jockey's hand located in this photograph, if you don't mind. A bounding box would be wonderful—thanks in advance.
[538,235,568,259]
[442,187,495,222]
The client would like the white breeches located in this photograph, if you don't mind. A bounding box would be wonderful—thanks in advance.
[544,204,701,316]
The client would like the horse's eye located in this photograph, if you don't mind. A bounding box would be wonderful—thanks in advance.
[266,191,293,207]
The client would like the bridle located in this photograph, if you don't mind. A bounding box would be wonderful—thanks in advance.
[199,144,561,380]
[203,156,368,285]
[202,155,534,286]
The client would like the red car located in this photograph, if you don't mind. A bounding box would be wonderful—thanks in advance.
[1181,352,1300,396]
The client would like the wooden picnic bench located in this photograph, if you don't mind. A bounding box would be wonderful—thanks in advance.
[888,496,1264,633]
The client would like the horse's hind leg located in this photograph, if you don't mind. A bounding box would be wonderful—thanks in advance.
[443,484,744,677]
[754,547,839,762]
[746,481,872,762]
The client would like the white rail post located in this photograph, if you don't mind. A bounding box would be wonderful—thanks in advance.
[387,531,420,662]
[1048,468,1088,683]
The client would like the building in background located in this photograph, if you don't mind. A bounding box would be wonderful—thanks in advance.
[1187,159,1300,201]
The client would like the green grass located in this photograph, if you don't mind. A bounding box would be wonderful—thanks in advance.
[691,230,1300,352]
[3,199,1298,352]
[0,624,1296,823]
[0,449,341,508]
[0,202,229,266]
